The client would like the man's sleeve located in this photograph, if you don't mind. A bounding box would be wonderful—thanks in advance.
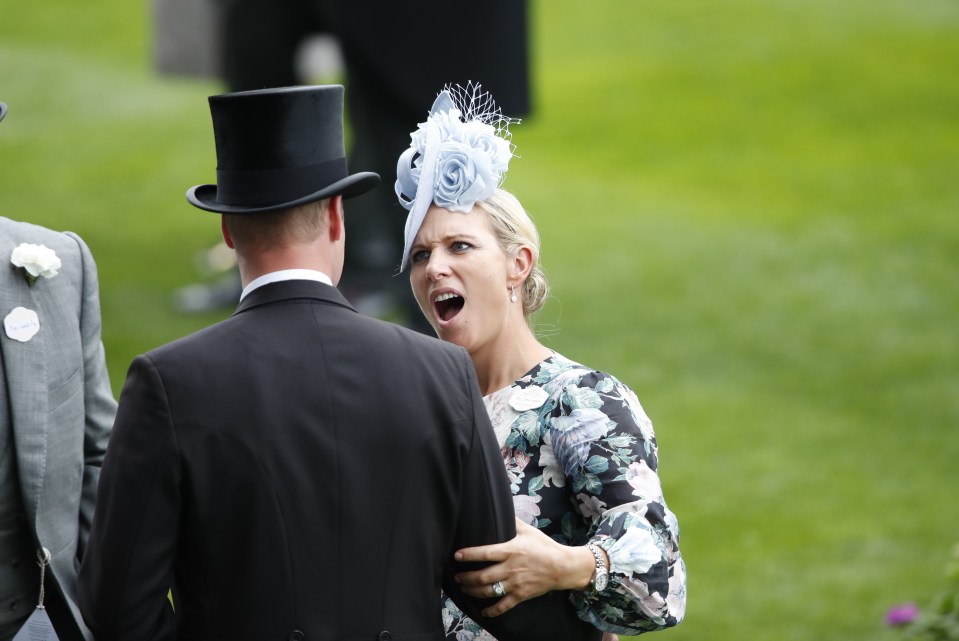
[66,231,117,558]
[443,351,601,641]
[77,355,180,641]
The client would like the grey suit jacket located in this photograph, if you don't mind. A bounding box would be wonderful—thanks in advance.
[0,217,116,640]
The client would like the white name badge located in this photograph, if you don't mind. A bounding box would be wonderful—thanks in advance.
[509,385,549,412]
[4,307,40,343]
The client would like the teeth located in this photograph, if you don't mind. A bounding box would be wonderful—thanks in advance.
[435,292,461,302]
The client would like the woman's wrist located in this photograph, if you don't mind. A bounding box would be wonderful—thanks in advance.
[562,545,600,591]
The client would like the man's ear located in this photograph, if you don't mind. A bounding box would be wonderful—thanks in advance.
[328,196,344,242]
[221,216,235,249]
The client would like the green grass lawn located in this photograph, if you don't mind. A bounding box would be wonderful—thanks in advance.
[2,0,958,639]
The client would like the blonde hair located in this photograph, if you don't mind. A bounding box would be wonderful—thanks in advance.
[477,189,550,318]
[224,200,328,253]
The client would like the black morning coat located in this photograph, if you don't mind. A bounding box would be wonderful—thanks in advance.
[78,280,599,641]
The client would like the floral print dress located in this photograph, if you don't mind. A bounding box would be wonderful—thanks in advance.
[442,353,686,640]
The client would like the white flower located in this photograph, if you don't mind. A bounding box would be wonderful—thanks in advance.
[537,442,566,488]
[625,460,664,502]
[666,559,687,621]
[11,243,61,285]
[575,492,607,520]
[623,387,656,442]
[512,494,542,527]
[607,526,663,576]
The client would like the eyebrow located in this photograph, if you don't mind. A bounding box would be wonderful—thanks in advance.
[412,233,484,251]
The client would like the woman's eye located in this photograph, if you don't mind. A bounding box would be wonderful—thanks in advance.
[451,241,473,252]
[411,249,430,264]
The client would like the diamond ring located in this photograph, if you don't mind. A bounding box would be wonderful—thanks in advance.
[491,580,507,597]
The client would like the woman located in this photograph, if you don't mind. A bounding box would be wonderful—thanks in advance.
[395,85,686,640]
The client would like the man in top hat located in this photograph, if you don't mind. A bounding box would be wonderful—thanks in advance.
[76,86,594,641]
[0,101,116,641]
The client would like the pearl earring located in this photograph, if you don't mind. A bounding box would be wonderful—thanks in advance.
[510,286,517,303]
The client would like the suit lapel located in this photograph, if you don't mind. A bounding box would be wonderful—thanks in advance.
[0,228,49,525]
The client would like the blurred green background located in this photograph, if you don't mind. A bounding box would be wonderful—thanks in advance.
[2,0,958,639]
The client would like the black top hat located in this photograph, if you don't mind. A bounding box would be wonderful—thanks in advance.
[186,85,379,214]
[0,102,7,123]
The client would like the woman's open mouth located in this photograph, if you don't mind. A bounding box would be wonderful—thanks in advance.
[434,292,464,323]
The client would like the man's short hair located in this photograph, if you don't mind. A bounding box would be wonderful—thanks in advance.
[224,199,329,253]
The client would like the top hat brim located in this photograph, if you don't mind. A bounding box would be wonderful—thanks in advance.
[186,171,380,214]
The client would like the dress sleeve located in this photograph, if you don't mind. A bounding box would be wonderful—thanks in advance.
[547,369,686,635]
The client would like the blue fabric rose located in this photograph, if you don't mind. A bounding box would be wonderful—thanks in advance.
[433,140,495,212]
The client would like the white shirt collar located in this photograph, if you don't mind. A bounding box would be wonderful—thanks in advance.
[240,269,333,301]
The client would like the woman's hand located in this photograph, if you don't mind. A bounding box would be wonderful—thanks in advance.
[453,518,596,617]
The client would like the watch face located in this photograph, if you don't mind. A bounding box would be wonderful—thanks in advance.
[594,570,609,592]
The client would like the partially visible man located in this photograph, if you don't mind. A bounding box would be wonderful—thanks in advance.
[175,0,530,332]
[0,101,117,641]
[77,86,591,641]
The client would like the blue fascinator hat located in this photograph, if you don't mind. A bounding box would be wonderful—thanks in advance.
[395,83,518,270]
[0,102,7,123]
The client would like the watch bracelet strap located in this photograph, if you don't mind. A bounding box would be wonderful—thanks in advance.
[586,542,608,578]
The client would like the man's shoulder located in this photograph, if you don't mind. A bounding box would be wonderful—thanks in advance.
[139,306,471,387]
[1,216,66,241]
[318,313,477,395]
[144,315,236,360]
[0,216,84,256]
[356,314,469,362]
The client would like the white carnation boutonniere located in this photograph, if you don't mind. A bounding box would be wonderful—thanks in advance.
[11,243,62,286]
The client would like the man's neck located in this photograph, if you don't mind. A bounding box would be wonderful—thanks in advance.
[236,243,335,289]
[239,269,333,301]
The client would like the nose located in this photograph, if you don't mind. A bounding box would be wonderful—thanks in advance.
[424,251,450,281]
